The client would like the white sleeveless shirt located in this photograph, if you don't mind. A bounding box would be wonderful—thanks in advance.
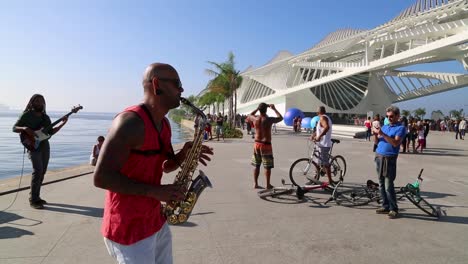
[316,114,332,148]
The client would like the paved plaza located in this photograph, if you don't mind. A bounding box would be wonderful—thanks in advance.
[1,129,467,264]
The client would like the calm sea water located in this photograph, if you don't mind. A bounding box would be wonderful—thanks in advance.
[0,111,192,180]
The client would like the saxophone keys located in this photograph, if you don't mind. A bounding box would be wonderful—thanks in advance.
[182,206,191,214]
[186,192,197,202]
[180,201,191,209]
[168,214,179,225]
[178,214,188,223]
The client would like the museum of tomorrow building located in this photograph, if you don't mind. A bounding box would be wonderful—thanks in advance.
[235,0,468,120]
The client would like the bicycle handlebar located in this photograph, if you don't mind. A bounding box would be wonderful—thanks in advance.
[417,168,424,182]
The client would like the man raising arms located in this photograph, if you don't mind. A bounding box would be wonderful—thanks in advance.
[94,63,213,263]
[247,103,283,189]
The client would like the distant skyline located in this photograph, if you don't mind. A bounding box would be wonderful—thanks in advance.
[0,0,466,114]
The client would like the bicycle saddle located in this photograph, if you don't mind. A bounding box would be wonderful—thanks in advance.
[331,139,340,144]
[366,180,379,190]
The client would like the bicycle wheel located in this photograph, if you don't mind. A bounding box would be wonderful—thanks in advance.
[330,155,347,181]
[289,158,320,187]
[405,192,439,218]
[332,182,373,207]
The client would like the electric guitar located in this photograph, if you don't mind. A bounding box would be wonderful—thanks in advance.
[20,105,83,151]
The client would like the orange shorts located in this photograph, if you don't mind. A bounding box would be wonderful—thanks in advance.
[251,141,274,169]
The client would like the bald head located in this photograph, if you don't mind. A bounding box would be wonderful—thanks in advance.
[142,63,176,89]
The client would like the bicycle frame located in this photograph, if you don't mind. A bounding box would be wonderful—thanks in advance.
[258,179,330,200]
[296,181,330,199]
[307,139,335,164]
[330,168,440,218]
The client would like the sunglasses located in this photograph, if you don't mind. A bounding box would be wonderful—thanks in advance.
[157,77,183,89]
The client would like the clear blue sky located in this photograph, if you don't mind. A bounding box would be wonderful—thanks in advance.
[0,0,466,115]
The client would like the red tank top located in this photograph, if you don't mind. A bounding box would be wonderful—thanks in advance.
[101,105,172,245]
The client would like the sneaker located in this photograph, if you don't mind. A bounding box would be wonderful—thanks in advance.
[38,199,47,205]
[30,201,44,209]
[388,210,399,219]
[376,208,390,214]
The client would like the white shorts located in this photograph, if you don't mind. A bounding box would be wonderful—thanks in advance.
[104,223,172,264]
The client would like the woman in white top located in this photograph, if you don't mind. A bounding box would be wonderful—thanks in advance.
[415,125,425,153]
[90,136,105,166]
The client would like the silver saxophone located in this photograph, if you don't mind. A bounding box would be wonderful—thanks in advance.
[162,97,213,225]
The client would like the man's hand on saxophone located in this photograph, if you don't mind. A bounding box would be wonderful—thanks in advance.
[163,142,214,173]
[147,184,186,203]
[195,143,214,166]
[179,142,214,166]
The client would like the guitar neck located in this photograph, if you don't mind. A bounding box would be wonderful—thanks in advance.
[42,111,74,132]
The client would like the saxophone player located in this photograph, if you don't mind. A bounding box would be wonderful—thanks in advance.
[94,63,214,264]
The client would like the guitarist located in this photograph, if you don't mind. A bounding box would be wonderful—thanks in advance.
[12,94,68,209]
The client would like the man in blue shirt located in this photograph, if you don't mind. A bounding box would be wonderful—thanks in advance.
[372,106,406,219]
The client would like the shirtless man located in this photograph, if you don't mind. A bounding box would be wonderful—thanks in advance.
[247,103,283,189]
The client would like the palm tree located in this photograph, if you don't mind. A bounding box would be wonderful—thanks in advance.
[205,52,243,128]
[449,109,464,119]
[198,91,218,114]
[401,110,410,117]
[215,93,225,116]
[413,108,426,119]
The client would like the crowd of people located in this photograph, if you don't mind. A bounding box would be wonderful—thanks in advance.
[366,115,467,153]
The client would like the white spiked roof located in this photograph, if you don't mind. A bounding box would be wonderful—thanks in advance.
[390,0,457,23]
[309,28,367,51]
[265,50,294,64]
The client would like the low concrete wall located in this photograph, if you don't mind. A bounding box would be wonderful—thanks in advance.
[180,119,195,131]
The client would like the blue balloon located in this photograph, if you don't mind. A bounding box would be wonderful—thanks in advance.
[310,116,320,129]
[284,108,304,126]
[301,117,312,129]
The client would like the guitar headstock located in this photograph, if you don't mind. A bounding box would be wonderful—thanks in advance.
[71,105,83,113]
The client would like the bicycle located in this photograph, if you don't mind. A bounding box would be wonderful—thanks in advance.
[257,179,332,202]
[289,138,346,187]
[330,169,441,218]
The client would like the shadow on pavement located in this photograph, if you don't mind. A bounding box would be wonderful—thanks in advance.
[176,221,198,227]
[191,211,214,216]
[0,211,23,225]
[44,203,103,218]
[306,196,332,208]
[0,211,41,239]
[259,193,307,204]
[415,152,467,157]
[420,191,457,199]
[412,148,468,157]
[0,211,42,227]
[426,147,465,152]
[0,226,34,239]
[402,213,468,225]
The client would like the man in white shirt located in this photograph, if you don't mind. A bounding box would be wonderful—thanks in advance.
[310,106,335,185]
[459,118,467,140]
